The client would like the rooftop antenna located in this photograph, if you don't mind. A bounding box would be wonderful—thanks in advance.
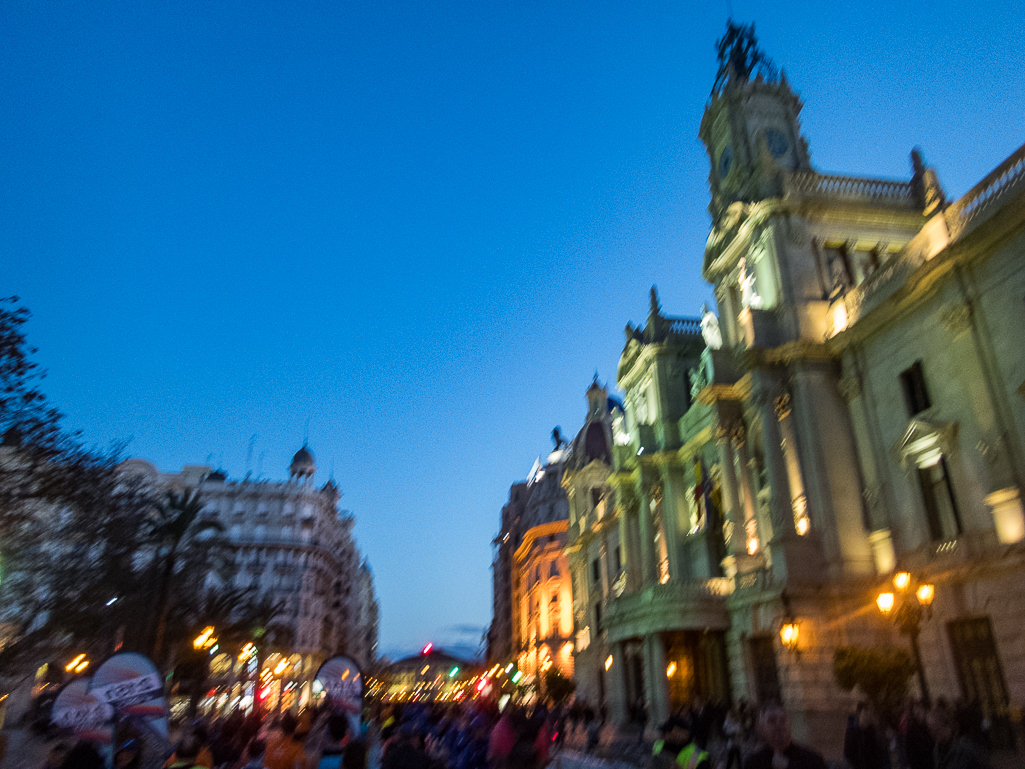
[257,450,266,479]
[246,434,257,477]
[303,418,311,446]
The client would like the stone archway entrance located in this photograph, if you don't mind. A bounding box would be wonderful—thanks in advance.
[664,630,731,712]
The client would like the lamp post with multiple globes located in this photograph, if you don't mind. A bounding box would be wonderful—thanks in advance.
[876,571,935,707]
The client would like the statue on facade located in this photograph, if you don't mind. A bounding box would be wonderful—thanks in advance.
[911,148,947,215]
[738,258,763,309]
[689,365,710,398]
[711,21,778,96]
[552,427,568,451]
[700,303,723,349]
[827,253,851,302]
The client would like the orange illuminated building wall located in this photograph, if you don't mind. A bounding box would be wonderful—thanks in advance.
[514,520,574,681]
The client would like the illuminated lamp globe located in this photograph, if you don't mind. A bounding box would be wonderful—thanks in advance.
[876,592,895,615]
[780,622,800,651]
[916,584,935,606]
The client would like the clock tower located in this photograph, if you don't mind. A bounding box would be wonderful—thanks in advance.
[699,22,812,225]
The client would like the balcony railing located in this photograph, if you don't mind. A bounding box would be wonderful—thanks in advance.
[604,578,733,638]
[665,316,702,337]
[945,141,1025,241]
[786,171,915,206]
[842,142,1025,327]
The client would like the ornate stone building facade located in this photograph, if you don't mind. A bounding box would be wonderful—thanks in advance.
[123,445,378,710]
[488,446,574,684]
[567,22,1025,759]
[561,380,626,708]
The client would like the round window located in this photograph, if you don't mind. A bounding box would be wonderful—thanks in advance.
[718,145,733,178]
[765,129,789,158]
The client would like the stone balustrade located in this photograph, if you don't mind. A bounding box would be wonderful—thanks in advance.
[841,141,1025,329]
[945,141,1025,241]
[665,316,701,337]
[786,170,914,205]
[604,578,733,641]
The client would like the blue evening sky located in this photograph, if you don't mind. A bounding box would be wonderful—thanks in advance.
[3,0,1023,659]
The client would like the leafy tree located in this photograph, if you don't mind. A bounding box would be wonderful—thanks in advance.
[833,645,915,725]
[542,667,576,708]
[174,585,262,718]
[146,489,225,661]
[0,300,236,685]
[0,298,159,676]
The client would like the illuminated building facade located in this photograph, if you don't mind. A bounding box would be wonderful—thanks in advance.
[577,22,1025,759]
[122,444,376,713]
[489,444,575,686]
[572,317,734,726]
[374,646,483,703]
[487,482,526,666]
[561,379,626,709]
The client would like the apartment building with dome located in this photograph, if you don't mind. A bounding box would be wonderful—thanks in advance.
[122,444,378,712]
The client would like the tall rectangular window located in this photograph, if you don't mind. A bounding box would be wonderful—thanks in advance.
[594,601,602,630]
[613,546,622,573]
[749,636,782,705]
[592,557,601,584]
[917,457,963,541]
[900,361,931,416]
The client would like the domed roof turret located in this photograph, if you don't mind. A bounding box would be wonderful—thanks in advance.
[289,444,317,481]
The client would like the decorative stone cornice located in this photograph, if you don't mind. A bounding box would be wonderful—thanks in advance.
[940,303,972,338]
[514,520,568,562]
[837,374,862,403]
[674,426,715,464]
[773,392,792,420]
[696,383,742,405]
[704,199,788,281]
[743,341,836,366]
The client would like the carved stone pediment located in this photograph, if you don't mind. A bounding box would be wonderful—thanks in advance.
[894,417,958,469]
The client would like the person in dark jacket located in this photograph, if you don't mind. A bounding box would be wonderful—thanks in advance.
[381,723,432,769]
[844,703,891,769]
[927,705,992,769]
[901,700,935,769]
[743,704,827,769]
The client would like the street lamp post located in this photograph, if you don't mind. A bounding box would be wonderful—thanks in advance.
[877,572,935,708]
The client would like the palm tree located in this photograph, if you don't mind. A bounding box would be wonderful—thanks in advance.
[147,489,222,662]
[178,585,253,717]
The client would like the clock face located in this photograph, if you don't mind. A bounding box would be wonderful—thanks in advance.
[718,146,733,178]
[765,129,789,158]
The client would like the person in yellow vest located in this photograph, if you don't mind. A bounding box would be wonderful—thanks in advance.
[650,716,709,769]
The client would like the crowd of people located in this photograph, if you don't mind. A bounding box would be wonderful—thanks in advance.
[12,693,1006,769]
[644,696,999,769]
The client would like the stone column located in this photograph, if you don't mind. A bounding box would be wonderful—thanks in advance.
[659,464,686,581]
[636,478,659,587]
[617,504,636,592]
[775,392,808,527]
[607,641,628,724]
[733,424,766,555]
[599,539,610,599]
[754,378,796,539]
[790,362,873,574]
[644,634,670,728]
[716,423,747,570]
[603,528,623,597]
